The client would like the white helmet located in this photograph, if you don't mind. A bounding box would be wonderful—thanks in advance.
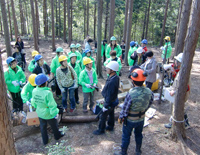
[137,47,143,54]
[174,53,183,63]
[106,61,119,71]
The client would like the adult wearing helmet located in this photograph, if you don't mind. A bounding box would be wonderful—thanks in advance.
[79,57,98,113]
[82,49,96,70]
[31,73,65,145]
[104,50,122,76]
[56,55,77,113]
[21,74,37,111]
[106,36,122,58]
[128,41,138,66]
[93,61,120,135]
[117,69,154,155]
[101,39,108,63]
[160,36,172,63]
[141,39,148,52]
[68,53,81,105]
[130,47,146,66]
[68,44,82,64]
[32,54,50,76]
[4,57,26,112]
[50,47,64,97]
[28,50,39,72]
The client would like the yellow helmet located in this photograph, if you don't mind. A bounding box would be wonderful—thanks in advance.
[83,57,93,65]
[32,50,39,57]
[28,74,37,86]
[59,55,67,62]
[164,36,170,41]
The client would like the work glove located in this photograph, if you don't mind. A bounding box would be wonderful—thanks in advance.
[61,88,65,93]
[160,46,165,51]
[55,114,59,119]
[12,81,19,87]
[73,80,78,88]
[118,118,124,124]
[102,107,108,112]
[18,81,23,86]
[85,84,92,88]
[93,83,97,87]
[26,101,31,106]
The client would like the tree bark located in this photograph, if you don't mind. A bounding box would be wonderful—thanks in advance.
[109,0,115,40]
[124,0,134,66]
[171,0,200,140]
[141,7,147,40]
[86,0,89,36]
[0,14,2,33]
[59,0,61,38]
[7,0,13,41]
[159,0,169,46]
[104,0,109,40]
[94,1,97,41]
[83,0,86,39]
[19,0,26,35]
[55,0,58,36]
[30,0,39,51]
[51,0,56,51]
[145,0,151,39]
[67,0,72,46]
[1,0,12,56]
[63,0,67,42]
[35,0,39,43]
[96,0,103,78]
[174,0,192,56]
[43,0,48,37]
[24,0,30,34]
[0,53,17,155]
[123,0,129,41]
[70,0,73,41]
[10,0,18,41]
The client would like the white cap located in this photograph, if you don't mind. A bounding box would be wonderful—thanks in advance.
[137,47,143,54]
[174,53,183,63]
[106,61,119,71]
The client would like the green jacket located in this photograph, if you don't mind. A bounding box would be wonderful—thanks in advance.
[101,43,108,56]
[79,69,98,93]
[162,42,172,59]
[4,66,26,93]
[68,62,81,84]
[50,55,61,76]
[106,44,122,58]
[104,57,122,76]
[82,56,96,70]
[67,51,82,64]
[21,82,35,103]
[31,87,59,119]
[28,60,47,72]
[128,46,138,66]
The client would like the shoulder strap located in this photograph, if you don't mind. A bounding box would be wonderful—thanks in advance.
[68,66,74,80]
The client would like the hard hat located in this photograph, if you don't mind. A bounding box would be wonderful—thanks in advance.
[59,55,67,62]
[76,43,81,48]
[141,39,148,44]
[130,41,135,47]
[32,50,39,57]
[131,69,147,81]
[174,53,183,63]
[70,44,76,48]
[28,74,37,86]
[35,73,49,86]
[110,36,116,41]
[83,57,93,65]
[69,53,77,59]
[164,36,170,41]
[106,61,119,71]
[34,54,43,62]
[85,49,91,53]
[6,57,15,65]
[137,47,143,54]
[56,47,64,53]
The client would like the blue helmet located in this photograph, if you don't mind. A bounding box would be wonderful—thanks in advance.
[141,39,148,44]
[35,54,43,62]
[85,49,91,53]
[6,57,15,65]
[35,73,49,86]
[130,41,135,47]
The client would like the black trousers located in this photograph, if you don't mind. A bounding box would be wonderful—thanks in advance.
[10,91,23,111]
[55,78,61,96]
[74,87,79,103]
[103,52,106,63]
[146,81,153,90]
[99,107,115,132]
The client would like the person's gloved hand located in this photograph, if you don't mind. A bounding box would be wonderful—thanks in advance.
[102,107,108,112]
[26,101,31,106]
[18,81,23,86]
[12,81,19,87]
[93,83,97,87]
[55,114,59,119]
[160,46,165,51]
[61,88,65,93]
[73,80,78,88]
[85,84,92,88]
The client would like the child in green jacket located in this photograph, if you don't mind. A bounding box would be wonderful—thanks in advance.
[101,40,107,63]
[68,44,82,64]
[82,49,96,70]
[28,50,39,72]
[106,36,122,58]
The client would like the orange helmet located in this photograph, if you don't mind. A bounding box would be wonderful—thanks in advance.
[131,69,147,81]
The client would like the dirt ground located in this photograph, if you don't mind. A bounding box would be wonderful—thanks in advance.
[1,38,200,155]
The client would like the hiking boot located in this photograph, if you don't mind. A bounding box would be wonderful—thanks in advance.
[76,101,80,104]
[93,129,105,135]
[70,108,76,113]
[113,148,127,155]
[164,122,172,128]
[135,144,142,155]
[63,108,68,113]
[105,126,114,131]
[83,109,88,113]
[56,132,65,140]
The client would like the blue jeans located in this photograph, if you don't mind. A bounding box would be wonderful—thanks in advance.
[62,84,75,110]
[121,119,144,149]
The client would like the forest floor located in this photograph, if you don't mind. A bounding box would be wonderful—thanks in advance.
[1,38,200,155]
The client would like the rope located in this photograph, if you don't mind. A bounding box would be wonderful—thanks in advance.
[169,116,185,123]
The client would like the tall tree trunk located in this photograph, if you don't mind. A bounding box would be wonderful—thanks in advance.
[70,0,73,41]
[159,0,169,46]
[172,0,200,140]
[174,0,192,56]
[145,0,151,39]
[83,0,86,39]
[10,0,18,41]
[0,15,2,33]
[24,0,30,34]
[134,19,137,40]
[123,0,129,41]
[7,0,13,40]
[55,0,58,36]
[51,0,56,51]
[0,56,17,155]
[59,0,61,38]
[94,2,97,41]
[124,0,134,66]
[63,0,67,42]
[35,0,39,44]
[1,0,12,56]
[96,0,103,78]
[104,0,109,40]
[67,0,72,46]
[43,0,48,37]
[30,0,39,51]
[109,0,115,40]
[86,0,89,36]
[141,7,147,40]
[19,0,25,35]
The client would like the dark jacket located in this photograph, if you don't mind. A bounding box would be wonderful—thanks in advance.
[130,51,146,66]
[102,74,119,108]
[15,41,24,53]
[33,64,50,75]
[13,52,25,63]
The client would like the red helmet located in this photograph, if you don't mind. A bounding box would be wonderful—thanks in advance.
[131,69,147,81]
